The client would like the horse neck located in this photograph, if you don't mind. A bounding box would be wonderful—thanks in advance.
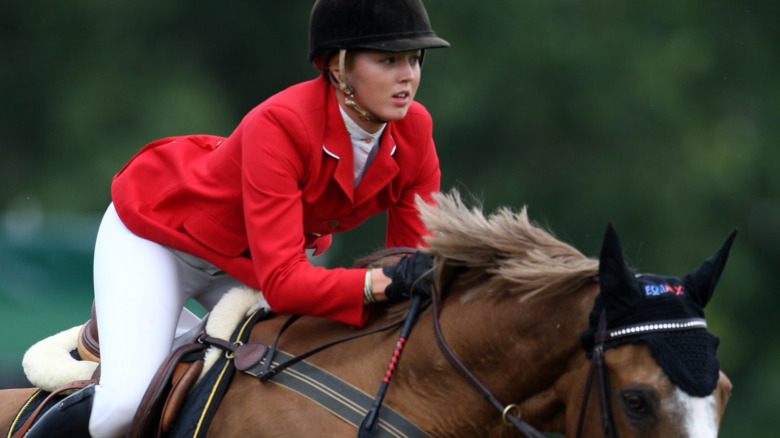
[399,281,601,435]
[258,280,600,436]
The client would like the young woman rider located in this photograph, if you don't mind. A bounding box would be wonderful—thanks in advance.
[24,0,449,437]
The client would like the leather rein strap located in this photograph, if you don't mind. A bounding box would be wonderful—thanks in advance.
[429,283,547,438]
[245,247,420,382]
[222,247,414,382]
[358,247,547,437]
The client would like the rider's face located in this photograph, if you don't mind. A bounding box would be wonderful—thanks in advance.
[332,50,422,132]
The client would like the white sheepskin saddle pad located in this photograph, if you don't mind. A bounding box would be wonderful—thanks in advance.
[22,286,267,392]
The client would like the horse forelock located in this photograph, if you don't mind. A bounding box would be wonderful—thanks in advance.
[418,191,599,302]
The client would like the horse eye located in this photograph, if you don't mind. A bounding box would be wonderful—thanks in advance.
[619,388,657,429]
[623,393,646,412]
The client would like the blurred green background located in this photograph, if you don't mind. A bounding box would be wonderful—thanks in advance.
[1,1,777,435]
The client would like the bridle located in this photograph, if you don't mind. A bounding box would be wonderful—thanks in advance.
[429,275,707,438]
[574,312,708,438]
[575,311,620,438]
[430,285,624,437]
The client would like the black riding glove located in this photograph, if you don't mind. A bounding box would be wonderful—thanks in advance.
[382,252,434,301]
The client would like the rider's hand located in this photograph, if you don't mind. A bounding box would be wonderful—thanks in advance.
[381,252,434,301]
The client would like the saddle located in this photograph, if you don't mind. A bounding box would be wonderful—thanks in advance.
[82,305,210,437]
[13,304,209,438]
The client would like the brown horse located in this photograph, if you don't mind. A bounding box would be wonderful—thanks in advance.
[0,192,733,437]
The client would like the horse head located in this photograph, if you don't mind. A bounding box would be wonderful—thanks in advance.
[417,191,735,438]
[574,223,736,437]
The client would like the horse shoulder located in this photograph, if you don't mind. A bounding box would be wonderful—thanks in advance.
[0,388,39,435]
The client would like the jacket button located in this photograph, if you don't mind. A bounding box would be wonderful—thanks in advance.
[328,220,339,228]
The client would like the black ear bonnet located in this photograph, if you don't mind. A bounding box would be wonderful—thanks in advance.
[580,224,737,397]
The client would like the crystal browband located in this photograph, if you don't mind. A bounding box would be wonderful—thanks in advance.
[608,318,708,340]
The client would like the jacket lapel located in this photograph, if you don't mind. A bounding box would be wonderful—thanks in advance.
[322,90,356,203]
[321,87,401,206]
[354,128,400,205]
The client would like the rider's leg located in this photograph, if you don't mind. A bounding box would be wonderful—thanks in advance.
[88,204,247,438]
[23,201,176,438]
[88,204,191,438]
[27,203,246,438]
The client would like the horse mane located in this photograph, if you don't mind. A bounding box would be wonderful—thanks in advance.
[418,190,599,302]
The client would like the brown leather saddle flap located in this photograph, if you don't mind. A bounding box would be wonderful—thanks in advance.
[126,341,207,438]
[161,357,205,433]
[77,302,209,437]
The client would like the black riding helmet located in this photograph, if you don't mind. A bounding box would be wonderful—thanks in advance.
[309,0,450,67]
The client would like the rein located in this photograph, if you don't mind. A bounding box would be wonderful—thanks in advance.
[200,312,410,382]
[201,247,419,380]
[246,246,550,438]
[250,247,420,381]
[429,282,547,438]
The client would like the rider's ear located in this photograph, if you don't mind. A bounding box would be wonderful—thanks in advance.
[327,55,341,79]
[683,229,737,308]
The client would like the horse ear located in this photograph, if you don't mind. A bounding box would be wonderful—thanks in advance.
[684,229,738,308]
[599,223,642,312]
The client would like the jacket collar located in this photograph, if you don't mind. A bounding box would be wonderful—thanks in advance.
[322,85,400,205]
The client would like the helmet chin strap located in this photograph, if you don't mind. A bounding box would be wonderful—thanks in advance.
[331,49,386,124]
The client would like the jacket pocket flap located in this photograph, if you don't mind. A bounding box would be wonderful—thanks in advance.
[183,210,247,258]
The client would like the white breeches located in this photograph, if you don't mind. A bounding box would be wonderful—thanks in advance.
[89,204,249,438]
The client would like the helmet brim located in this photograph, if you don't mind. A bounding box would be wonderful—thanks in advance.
[353,35,451,52]
[312,35,450,61]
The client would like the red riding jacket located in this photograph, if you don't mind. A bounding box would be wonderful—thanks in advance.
[111,76,440,326]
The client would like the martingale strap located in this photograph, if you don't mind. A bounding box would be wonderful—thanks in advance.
[261,349,428,438]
